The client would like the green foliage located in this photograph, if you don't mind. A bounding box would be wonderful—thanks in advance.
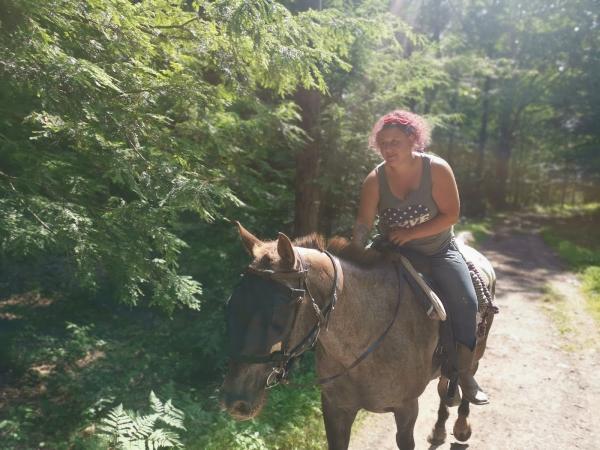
[195,363,325,450]
[582,266,600,323]
[454,217,495,246]
[534,202,600,218]
[540,210,600,269]
[0,0,357,311]
[539,204,600,325]
[98,391,185,449]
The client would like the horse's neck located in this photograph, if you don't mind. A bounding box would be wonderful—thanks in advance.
[313,258,400,365]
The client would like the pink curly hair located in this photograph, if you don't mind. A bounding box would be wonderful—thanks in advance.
[368,110,431,153]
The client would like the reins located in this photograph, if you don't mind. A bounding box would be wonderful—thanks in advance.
[315,262,404,385]
[263,250,339,388]
[232,249,405,389]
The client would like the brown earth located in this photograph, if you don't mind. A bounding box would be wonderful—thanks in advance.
[349,217,600,450]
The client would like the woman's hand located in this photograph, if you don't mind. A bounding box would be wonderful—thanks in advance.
[388,227,415,246]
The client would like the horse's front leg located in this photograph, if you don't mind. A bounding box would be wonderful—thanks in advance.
[393,398,419,450]
[453,398,472,442]
[321,393,358,450]
[428,376,452,445]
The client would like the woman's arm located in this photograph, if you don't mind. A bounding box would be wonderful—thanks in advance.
[351,170,379,248]
[388,157,460,246]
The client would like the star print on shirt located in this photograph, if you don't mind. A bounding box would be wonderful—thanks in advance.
[380,204,431,231]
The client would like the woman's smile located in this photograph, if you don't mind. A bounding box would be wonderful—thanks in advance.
[377,127,417,162]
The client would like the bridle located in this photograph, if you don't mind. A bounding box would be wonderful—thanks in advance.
[230,249,403,389]
[233,250,339,389]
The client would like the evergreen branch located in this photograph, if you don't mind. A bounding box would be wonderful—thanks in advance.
[153,17,199,29]
[6,181,53,233]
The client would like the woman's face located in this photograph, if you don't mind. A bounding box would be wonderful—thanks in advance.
[376,127,417,163]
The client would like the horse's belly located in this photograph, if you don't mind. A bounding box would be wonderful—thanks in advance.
[320,354,434,411]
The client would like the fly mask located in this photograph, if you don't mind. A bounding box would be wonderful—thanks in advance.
[226,250,339,388]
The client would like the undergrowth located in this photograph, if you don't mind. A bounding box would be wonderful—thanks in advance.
[539,203,600,326]
[0,290,326,449]
[455,216,495,246]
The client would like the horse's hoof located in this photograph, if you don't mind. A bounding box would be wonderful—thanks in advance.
[453,427,472,442]
[453,415,472,442]
[427,428,446,445]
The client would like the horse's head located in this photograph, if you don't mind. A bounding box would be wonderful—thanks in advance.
[221,222,338,420]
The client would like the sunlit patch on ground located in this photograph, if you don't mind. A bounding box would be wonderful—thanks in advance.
[0,292,55,320]
[74,349,106,369]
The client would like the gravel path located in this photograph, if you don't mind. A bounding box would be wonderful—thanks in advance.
[349,220,600,450]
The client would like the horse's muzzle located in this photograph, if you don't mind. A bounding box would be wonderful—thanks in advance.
[220,388,265,421]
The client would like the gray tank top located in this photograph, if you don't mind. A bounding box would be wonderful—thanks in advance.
[376,154,453,255]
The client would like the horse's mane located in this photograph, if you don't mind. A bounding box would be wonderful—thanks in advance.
[292,233,326,252]
[293,233,381,267]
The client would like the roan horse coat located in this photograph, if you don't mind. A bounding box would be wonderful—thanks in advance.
[221,223,494,450]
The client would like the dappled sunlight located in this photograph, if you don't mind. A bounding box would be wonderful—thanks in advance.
[0,292,54,321]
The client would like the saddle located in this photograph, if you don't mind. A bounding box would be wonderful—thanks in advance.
[376,239,499,382]
[380,240,498,336]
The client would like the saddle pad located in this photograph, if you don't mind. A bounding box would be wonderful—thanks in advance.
[455,241,496,291]
[399,242,497,333]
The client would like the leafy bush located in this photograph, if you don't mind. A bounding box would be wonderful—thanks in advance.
[540,204,600,325]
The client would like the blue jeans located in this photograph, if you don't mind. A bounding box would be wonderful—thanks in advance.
[428,240,478,349]
[373,237,478,349]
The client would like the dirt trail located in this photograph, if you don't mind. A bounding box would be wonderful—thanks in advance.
[349,217,600,450]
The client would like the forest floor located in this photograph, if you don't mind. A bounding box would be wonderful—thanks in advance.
[349,214,600,450]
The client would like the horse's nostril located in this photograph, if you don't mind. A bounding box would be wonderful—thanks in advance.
[231,400,252,416]
[222,391,253,416]
[232,400,251,415]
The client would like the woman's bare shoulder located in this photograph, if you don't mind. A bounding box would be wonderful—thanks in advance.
[360,168,380,202]
[425,153,451,169]
[363,167,379,185]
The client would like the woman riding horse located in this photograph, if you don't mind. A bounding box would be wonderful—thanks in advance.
[351,109,488,405]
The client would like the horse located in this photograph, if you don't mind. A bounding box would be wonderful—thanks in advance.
[221,222,495,450]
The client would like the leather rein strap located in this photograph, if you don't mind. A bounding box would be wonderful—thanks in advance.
[314,262,404,385]
[262,253,405,388]
[263,250,339,388]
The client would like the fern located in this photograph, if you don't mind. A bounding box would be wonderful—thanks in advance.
[131,413,159,439]
[98,392,185,449]
[98,404,136,444]
[160,400,186,431]
[149,390,164,414]
[147,429,184,450]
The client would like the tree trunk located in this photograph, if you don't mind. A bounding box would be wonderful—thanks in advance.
[476,77,491,175]
[465,78,492,216]
[446,91,458,166]
[492,117,513,210]
[289,0,323,237]
[560,177,567,207]
[293,87,322,236]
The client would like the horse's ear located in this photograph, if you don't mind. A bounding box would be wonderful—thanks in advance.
[235,221,261,255]
[277,232,298,270]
